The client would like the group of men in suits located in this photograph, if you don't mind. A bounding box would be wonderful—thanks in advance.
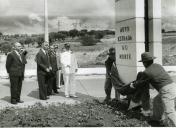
[6,41,78,104]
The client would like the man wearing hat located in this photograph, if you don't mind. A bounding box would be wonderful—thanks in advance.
[104,47,124,103]
[60,43,78,98]
[130,52,176,126]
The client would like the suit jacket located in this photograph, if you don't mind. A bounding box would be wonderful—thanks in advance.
[6,51,26,77]
[48,51,58,73]
[36,49,50,75]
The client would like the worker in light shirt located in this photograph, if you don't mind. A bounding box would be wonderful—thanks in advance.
[60,43,78,98]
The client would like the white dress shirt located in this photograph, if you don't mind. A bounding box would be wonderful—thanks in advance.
[41,49,46,55]
[14,50,22,62]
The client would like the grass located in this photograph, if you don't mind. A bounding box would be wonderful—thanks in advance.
[0,99,151,127]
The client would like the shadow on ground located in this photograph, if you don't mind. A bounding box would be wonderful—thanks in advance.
[1,96,11,103]
[27,89,39,99]
[0,82,10,87]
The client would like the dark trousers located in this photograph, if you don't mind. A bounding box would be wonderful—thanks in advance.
[9,76,23,102]
[38,74,48,100]
[47,72,58,95]
[104,78,120,100]
[104,78,112,100]
[52,76,57,92]
[60,73,64,85]
[117,72,150,110]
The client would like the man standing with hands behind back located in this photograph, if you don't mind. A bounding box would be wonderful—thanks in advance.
[6,42,26,104]
[36,42,51,100]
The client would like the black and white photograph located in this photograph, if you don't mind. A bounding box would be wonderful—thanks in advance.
[0,0,176,127]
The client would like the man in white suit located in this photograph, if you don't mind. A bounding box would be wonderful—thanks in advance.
[60,43,78,98]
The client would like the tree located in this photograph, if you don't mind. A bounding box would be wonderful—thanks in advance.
[80,35,98,46]
[57,33,66,41]
[49,32,57,42]
[162,29,165,33]
[0,32,3,36]
[79,29,88,37]
[36,36,44,47]
[14,34,20,38]
[25,37,33,47]
[95,32,104,39]
[19,39,26,45]
[69,29,79,38]
[0,42,12,54]
[88,30,96,36]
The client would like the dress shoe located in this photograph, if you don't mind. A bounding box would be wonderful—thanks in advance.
[40,98,47,100]
[11,102,17,105]
[65,95,70,98]
[70,95,78,98]
[17,100,24,103]
[54,91,59,94]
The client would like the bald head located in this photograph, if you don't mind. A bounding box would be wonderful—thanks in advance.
[14,42,22,52]
[41,42,49,50]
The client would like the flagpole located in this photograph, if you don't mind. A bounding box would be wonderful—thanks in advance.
[44,0,49,43]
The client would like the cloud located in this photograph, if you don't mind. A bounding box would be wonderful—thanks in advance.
[57,0,115,17]
[162,17,176,31]
[0,0,115,17]
[0,0,10,15]
[0,0,115,34]
[0,16,44,34]
[162,0,176,17]
[29,13,43,23]
[1,0,176,34]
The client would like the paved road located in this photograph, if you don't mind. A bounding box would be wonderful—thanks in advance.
[0,75,109,109]
[0,74,176,110]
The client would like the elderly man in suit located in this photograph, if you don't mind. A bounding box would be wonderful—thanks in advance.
[60,43,78,98]
[36,42,51,100]
[6,42,27,104]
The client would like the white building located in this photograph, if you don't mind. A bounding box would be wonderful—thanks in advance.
[57,16,110,31]
[58,17,81,31]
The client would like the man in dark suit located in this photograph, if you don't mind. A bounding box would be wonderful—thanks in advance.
[47,45,59,95]
[36,42,51,100]
[6,42,27,104]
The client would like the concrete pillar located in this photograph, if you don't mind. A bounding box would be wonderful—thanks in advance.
[115,0,145,83]
[148,0,162,64]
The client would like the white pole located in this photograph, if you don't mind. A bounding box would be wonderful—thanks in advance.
[44,0,49,43]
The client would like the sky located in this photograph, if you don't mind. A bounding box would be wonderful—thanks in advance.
[0,0,175,34]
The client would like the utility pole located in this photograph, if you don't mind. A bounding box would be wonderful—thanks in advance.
[145,0,149,52]
[44,0,49,43]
